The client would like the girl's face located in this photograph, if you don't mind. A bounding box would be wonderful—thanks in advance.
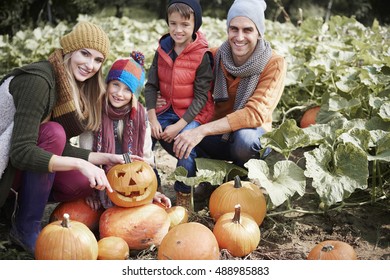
[106,80,133,108]
[70,48,104,82]
[168,11,194,49]
[227,16,260,67]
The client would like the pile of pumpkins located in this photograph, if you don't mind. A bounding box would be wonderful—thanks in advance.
[35,161,357,260]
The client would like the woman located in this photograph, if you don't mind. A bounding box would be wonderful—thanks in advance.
[0,21,123,255]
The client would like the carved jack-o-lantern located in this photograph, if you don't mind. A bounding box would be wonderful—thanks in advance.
[106,161,158,208]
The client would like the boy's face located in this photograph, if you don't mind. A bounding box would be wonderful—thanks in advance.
[106,80,133,109]
[168,11,195,48]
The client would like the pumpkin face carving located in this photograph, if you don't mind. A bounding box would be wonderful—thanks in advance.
[106,161,158,207]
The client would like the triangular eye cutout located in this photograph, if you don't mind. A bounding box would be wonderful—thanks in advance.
[117,171,126,178]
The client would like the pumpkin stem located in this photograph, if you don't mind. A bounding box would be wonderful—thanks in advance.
[232,204,241,224]
[234,175,242,189]
[321,244,334,252]
[61,213,71,228]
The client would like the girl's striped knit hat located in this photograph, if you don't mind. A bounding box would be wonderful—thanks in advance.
[106,51,145,99]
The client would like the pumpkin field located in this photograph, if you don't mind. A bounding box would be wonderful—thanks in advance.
[0,14,389,260]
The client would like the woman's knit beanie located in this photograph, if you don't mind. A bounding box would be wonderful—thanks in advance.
[60,21,110,60]
[106,51,145,99]
[167,0,203,33]
[227,0,267,37]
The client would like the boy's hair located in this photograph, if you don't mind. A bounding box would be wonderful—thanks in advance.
[166,0,202,34]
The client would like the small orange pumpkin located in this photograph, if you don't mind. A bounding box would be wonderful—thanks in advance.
[49,198,103,232]
[158,222,220,260]
[209,176,267,225]
[300,106,320,128]
[166,206,189,229]
[99,203,170,250]
[35,213,98,260]
[106,161,158,207]
[213,204,261,257]
[307,240,357,260]
[97,236,130,260]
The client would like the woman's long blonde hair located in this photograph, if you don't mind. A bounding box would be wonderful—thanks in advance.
[63,53,105,131]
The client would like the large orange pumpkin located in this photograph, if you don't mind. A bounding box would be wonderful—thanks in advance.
[158,222,220,260]
[106,161,158,207]
[307,240,357,260]
[35,213,98,260]
[49,198,103,232]
[99,203,170,250]
[213,204,261,257]
[300,106,320,128]
[209,176,267,225]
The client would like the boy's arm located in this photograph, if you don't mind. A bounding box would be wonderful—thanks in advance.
[144,52,159,110]
[181,53,213,123]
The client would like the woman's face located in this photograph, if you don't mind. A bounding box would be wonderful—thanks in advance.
[70,48,104,82]
[106,80,133,108]
[227,16,260,67]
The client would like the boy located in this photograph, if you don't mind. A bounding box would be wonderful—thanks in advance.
[144,0,214,209]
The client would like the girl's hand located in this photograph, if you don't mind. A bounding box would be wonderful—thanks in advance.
[85,191,102,211]
[153,192,172,208]
[156,92,167,108]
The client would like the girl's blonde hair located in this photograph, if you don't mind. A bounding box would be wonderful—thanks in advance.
[63,53,105,131]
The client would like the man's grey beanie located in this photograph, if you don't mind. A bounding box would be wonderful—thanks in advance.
[226,0,267,37]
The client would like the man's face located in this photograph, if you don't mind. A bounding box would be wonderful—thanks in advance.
[228,16,260,66]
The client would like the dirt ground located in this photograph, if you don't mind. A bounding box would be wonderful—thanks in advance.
[0,144,389,260]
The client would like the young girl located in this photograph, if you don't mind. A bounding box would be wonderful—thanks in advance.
[80,51,171,210]
[0,22,124,255]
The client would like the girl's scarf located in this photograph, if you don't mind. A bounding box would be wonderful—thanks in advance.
[94,101,146,171]
[213,39,272,141]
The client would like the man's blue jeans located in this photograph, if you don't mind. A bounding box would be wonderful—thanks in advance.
[197,127,271,167]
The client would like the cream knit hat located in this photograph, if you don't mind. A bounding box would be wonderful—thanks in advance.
[60,22,110,60]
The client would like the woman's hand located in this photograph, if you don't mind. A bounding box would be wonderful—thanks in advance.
[49,155,113,193]
[78,160,113,192]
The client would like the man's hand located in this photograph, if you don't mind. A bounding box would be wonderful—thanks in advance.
[173,128,204,159]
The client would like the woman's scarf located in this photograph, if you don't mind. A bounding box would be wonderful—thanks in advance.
[213,39,272,141]
[48,49,86,137]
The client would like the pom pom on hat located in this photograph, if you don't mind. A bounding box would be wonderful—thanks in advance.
[227,0,267,37]
[167,0,203,34]
[60,22,110,60]
[106,51,145,99]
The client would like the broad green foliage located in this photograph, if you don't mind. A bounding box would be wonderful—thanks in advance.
[169,158,248,188]
[1,14,389,212]
[245,159,306,208]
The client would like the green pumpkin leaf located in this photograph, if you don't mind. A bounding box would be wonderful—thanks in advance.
[245,159,306,207]
[304,143,368,207]
[261,119,311,159]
